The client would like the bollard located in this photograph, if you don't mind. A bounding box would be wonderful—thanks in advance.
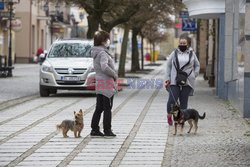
[0,55,8,77]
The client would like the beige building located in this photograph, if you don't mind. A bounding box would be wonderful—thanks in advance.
[15,0,71,63]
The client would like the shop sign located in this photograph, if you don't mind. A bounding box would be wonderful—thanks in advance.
[11,19,22,32]
[5,19,22,32]
[182,18,196,31]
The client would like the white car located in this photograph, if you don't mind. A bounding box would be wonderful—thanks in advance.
[39,39,95,97]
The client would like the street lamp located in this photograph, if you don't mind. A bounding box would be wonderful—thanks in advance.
[7,1,14,77]
[3,0,20,77]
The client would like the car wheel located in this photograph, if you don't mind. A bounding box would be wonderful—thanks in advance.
[40,85,50,97]
[50,89,57,94]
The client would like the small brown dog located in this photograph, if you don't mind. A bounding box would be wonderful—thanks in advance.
[56,109,84,138]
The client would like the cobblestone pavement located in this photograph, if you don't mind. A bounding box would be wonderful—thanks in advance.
[167,77,250,167]
[0,63,249,167]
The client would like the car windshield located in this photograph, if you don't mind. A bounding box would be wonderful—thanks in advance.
[48,43,92,58]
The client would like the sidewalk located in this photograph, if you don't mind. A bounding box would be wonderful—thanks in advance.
[165,76,250,167]
[0,63,249,166]
[0,62,165,167]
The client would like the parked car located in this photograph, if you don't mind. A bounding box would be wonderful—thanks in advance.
[39,39,95,97]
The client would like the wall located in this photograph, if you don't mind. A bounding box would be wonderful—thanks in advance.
[243,0,250,117]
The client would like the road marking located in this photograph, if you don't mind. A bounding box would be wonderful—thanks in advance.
[0,100,56,126]
[0,99,82,145]
[110,89,160,167]
[161,126,175,167]
[6,103,96,167]
[57,69,163,167]
[0,95,39,112]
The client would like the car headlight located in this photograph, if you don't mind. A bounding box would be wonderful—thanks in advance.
[42,65,53,73]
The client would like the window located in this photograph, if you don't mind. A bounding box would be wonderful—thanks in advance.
[48,43,92,58]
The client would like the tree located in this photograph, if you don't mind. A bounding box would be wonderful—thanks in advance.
[118,24,130,77]
[142,19,170,63]
[59,0,139,38]
[49,0,184,75]
[128,0,183,71]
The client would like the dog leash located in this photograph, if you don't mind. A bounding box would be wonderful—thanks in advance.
[168,86,180,106]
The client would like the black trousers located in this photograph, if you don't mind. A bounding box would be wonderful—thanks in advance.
[167,85,192,114]
[91,94,114,132]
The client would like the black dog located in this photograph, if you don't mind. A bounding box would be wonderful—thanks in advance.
[170,104,206,135]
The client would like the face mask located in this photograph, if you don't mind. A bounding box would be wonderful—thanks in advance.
[178,45,188,52]
[104,39,110,48]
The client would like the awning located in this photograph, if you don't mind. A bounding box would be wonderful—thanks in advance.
[183,0,225,18]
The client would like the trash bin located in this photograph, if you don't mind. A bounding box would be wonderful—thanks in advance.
[145,53,151,61]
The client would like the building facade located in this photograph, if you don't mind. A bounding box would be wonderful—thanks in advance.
[15,0,71,63]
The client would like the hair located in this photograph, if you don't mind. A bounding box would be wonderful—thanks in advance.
[179,33,192,47]
[94,30,110,46]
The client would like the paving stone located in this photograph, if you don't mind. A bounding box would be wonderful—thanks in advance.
[120,160,161,165]
[0,64,249,166]
[69,160,111,165]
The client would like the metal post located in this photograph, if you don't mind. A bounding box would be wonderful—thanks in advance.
[7,1,13,77]
[51,17,53,44]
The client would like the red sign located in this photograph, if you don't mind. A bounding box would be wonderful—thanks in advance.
[175,18,182,29]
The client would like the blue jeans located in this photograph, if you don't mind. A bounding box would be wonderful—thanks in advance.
[167,85,192,114]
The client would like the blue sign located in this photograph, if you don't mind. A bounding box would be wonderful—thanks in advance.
[0,2,4,10]
[138,42,141,49]
[179,11,189,18]
[182,18,196,31]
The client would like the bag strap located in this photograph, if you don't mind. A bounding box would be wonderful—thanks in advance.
[173,50,193,70]
[183,50,193,77]
[181,50,193,70]
[173,50,180,72]
[173,49,193,76]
